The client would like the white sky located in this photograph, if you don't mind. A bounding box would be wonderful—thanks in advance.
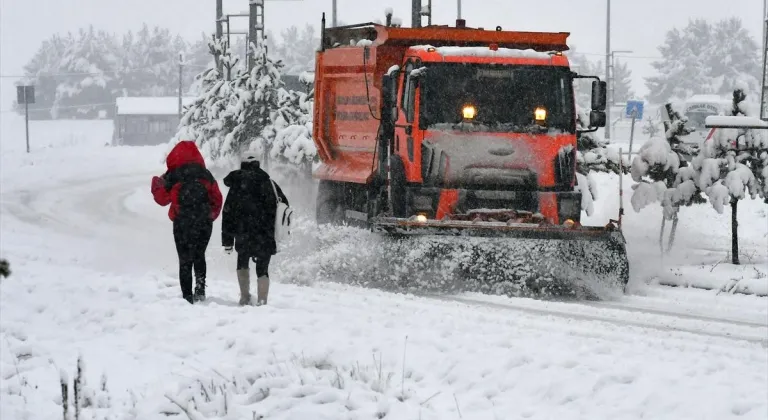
[0,0,764,109]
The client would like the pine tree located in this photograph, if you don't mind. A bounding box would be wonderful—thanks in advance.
[612,60,635,104]
[118,24,186,96]
[646,18,761,104]
[53,26,121,119]
[269,85,316,166]
[229,42,285,159]
[565,46,604,110]
[178,36,236,160]
[14,33,74,119]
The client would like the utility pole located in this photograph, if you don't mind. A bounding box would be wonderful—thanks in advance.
[412,0,421,28]
[761,2,768,120]
[248,0,265,71]
[216,0,223,73]
[178,52,183,120]
[605,0,611,140]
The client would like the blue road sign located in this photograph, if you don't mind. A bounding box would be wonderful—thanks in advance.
[625,100,644,119]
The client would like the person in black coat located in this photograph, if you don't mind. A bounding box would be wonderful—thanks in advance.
[222,154,288,306]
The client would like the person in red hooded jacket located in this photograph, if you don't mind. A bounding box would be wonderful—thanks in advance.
[151,141,223,304]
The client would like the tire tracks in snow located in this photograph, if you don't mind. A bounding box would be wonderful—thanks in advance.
[6,170,766,347]
[427,293,768,345]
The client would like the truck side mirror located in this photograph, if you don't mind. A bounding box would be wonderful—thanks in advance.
[589,110,606,128]
[591,80,607,111]
[381,74,396,123]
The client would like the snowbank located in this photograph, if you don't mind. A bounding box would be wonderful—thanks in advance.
[1,122,767,419]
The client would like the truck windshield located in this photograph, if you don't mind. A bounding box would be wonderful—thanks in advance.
[420,64,575,133]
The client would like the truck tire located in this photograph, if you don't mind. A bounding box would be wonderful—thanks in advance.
[390,156,407,218]
[316,180,344,225]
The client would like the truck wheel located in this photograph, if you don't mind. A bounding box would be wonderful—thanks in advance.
[316,181,344,225]
[390,156,407,218]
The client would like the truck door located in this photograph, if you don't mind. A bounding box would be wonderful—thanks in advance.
[395,60,423,183]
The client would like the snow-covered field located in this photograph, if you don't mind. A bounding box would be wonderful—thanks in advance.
[1,116,767,419]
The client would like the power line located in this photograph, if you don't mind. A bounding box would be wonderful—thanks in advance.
[0,64,212,79]
[0,101,117,114]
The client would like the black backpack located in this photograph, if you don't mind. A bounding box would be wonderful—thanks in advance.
[176,179,211,221]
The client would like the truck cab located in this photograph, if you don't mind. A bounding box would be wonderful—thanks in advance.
[312,20,607,227]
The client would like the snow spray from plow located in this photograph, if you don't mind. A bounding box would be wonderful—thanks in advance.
[279,222,629,301]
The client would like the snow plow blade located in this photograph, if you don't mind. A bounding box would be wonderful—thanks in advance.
[371,217,624,242]
[357,214,630,300]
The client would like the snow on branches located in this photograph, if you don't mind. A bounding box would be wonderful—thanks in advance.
[176,38,316,169]
[630,103,703,217]
[696,90,767,210]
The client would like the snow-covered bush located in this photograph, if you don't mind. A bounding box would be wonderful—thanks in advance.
[630,102,702,217]
[633,89,767,262]
[692,89,768,264]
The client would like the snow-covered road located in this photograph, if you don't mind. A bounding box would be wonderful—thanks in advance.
[1,135,767,419]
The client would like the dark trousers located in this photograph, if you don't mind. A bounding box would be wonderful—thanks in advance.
[236,252,271,277]
[173,219,213,299]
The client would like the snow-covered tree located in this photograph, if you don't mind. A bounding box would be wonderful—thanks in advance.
[630,102,703,254]
[645,18,761,104]
[612,60,635,104]
[178,36,237,160]
[52,26,121,119]
[229,42,285,160]
[13,33,74,119]
[269,78,316,167]
[118,24,186,97]
[642,115,662,138]
[272,25,318,75]
[178,39,289,163]
[565,46,604,110]
[693,89,768,264]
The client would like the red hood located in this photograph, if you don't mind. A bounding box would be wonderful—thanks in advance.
[166,141,205,171]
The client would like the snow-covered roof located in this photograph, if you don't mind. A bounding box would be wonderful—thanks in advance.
[116,97,196,116]
[411,45,554,59]
[704,115,768,129]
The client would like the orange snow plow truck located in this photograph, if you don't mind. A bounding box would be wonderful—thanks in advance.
[311,16,629,298]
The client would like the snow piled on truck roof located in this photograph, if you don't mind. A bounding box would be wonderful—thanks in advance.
[412,45,555,59]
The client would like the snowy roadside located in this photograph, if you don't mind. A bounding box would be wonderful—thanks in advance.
[2,252,767,420]
[1,119,767,419]
[583,161,768,296]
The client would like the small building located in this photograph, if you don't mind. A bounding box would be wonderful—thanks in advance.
[113,96,195,146]
[681,94,732,132]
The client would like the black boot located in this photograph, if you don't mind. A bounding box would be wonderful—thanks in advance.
[194,277,206,302]
[183,294,194,304]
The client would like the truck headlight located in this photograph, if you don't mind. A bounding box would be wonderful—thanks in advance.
[462,105,477,120]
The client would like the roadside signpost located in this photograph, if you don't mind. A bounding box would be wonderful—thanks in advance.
[16,85,35,153]
[625,99,644,156]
